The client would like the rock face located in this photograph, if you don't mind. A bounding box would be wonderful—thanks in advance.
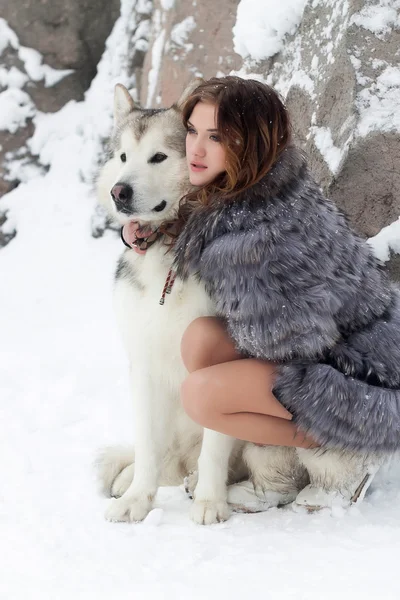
[260,0,400,242]
[140,0,241,107]
[0,0,120,199]
[0,0,121,109]
[1,0,399,279]
[139,0,400,279]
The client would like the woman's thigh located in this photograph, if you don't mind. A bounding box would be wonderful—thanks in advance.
[182,358,292,421]
[181,316,242,372]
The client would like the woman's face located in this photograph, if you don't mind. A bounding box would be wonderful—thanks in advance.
[185,101,227,186]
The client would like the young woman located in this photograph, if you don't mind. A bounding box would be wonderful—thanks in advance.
[124,76,400,454]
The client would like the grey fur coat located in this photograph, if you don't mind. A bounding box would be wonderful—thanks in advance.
[174,146,400,452]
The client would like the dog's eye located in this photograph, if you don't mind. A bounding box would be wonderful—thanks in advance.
[149,152,167,164]
[120,153,126,162]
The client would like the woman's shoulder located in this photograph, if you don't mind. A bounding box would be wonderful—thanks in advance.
[251,145,310,201]
[246,146,330,213]
[174,145,343,276]
[216,146,338,237]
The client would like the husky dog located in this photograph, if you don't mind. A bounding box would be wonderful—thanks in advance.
[96,83,381,524]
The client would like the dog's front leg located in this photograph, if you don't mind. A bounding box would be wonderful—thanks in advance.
[190,429,235,525]
[105,364,168,523]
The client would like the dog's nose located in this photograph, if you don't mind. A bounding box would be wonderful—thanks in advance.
[111,183,133,212]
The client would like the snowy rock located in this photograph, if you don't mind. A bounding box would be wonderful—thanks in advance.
[1,0,399,279]
[0,1,155,246]
[0,0,152,236]
[244,0,400,256]
[139,1,399,277]
[140,0,241,107]
[0,0,120,203]
[0,0,121,108]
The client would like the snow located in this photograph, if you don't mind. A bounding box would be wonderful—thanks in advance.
[349,43,400,138]
[233,0,400,174]
[0,18,74,168]
[0,88,35,133]
[0,65,28,89]
[136,0,153,14]
[17,47,73,87]
[342,2,400,138]
[289,69,316,97]
[160,0,175,10]
[310,126,348,174]
[0,17,18,54]
[368,217,400,262]
[0,19,73,88]
[2,2,400,599]
[169,16,196,53]
[146,10,166,107]
[233,0,308,61]
[356,65,400,137]
[350,0,400,38]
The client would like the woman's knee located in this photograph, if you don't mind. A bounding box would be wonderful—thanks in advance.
[180,316,239,373]
[180,371,216,427]
[181,317,218,372]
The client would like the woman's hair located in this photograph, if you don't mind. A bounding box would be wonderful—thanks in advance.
[179,75,292,214]
[160,76,292,246]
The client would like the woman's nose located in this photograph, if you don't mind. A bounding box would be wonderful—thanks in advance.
[193,139,206,157]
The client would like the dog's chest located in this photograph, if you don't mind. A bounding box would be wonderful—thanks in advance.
[114,250,215,364]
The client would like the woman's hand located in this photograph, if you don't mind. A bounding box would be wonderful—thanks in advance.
[121,222,147,255]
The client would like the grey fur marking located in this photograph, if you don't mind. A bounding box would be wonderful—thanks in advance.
[165,131,187,157]
[174,146,400,452]
[133,110,167,140]
[115,254,144,291]
[110,108,186,159]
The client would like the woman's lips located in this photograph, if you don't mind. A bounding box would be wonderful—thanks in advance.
[190,163,207,172]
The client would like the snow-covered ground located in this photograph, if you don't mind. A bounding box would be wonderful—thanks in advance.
[2,1,400,598]
[2,168,400,598]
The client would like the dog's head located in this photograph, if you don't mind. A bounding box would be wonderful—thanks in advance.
[97,84,195,228]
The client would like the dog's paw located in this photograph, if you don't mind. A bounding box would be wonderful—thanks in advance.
[183,470,198,499]
[190,499,231,525]
[111,464,135,498]
[253,483,297,508]
[105,493,152,523]
[227,480,295,513]
[94,445,134,497]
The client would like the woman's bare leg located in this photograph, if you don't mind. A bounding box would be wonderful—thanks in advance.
[181,316,243,372]
[180,317,319,449]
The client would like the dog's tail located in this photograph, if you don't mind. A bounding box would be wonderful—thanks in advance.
[94,445,134,497]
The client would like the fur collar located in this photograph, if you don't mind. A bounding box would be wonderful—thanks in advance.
[173,145,308,278]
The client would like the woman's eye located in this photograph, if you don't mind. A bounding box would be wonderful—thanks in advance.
[210,135,221,142]
[186,127,196,135]
[120,153,126,162]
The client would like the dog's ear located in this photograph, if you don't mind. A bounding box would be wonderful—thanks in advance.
[175,78,204,110]
[114,84,138,124]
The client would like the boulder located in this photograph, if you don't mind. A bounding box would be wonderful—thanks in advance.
[139,0,399,277]
[0,0,121,109]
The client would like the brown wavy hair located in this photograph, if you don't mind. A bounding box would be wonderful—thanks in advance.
[178,76,292,219]
[160,76,292,245]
